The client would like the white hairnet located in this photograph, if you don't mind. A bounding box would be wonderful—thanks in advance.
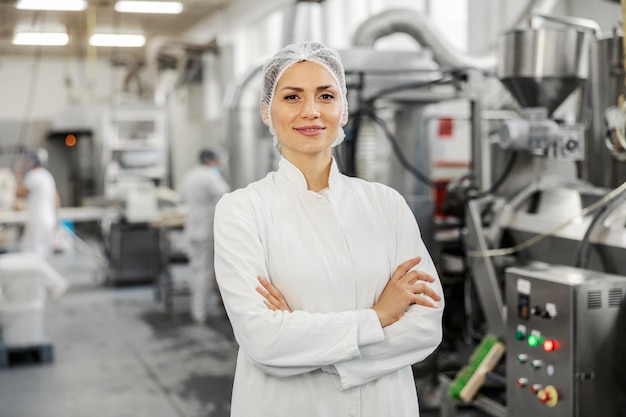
[261,41,349,151]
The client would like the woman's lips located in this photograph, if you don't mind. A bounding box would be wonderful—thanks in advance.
[295,126,325,136]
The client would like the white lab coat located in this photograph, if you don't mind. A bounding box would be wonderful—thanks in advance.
[214,157,444,417]
[179,165,230,242]
[179,164,230,321]
[22,167,57,258]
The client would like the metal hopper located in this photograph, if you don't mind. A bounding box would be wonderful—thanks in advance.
[497,28,592,115]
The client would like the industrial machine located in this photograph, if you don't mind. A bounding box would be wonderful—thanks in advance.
[192,1,626,415]
[48,102,170,285]
[505,263,626,416]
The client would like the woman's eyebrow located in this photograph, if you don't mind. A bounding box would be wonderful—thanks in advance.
[279,86,303,92]
[279,85,336,92]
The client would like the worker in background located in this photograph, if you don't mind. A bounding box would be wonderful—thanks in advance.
[15,149,59,259]
[179,148,230,323]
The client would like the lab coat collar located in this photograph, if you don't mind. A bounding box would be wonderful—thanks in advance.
[277,156,341,194]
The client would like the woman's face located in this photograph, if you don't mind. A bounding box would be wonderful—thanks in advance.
[265,61,343,161]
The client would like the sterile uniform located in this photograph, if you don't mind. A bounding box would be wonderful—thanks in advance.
[22,167,57,258]
[179,164,230,322]
[214,157,444,417]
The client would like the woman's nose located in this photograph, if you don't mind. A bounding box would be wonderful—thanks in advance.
[301,97,320,118]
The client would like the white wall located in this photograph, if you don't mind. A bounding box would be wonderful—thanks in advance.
[0,56,125,123]
[569,0,621,36]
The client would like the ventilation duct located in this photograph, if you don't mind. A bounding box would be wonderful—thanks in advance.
[352,0,559,71]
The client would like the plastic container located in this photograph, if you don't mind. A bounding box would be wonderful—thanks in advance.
[0,252,69,303]
[0,274,45,304]
[0,301,45,346]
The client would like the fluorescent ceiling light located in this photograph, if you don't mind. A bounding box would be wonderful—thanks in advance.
[13,32,69,46]
[114,1,183,14]
[16,0,87,11]
[89,34,146,47]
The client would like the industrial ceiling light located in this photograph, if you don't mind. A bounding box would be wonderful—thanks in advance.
[114,1,183,14]
[16,0,87,11]
[13,32,69,46]
[89,34,146,47]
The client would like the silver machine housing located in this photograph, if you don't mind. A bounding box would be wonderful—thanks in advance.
[505,264,626,416]
[496,28,591,160]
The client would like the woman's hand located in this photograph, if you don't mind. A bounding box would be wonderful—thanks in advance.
[371,257,441,328]
[256,276,292,312]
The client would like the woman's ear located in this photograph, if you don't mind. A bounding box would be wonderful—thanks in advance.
[260,102,271,127]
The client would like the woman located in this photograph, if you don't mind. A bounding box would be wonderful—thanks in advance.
[214,41,444,417]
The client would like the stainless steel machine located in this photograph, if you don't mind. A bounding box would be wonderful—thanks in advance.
[460,12,626,417]
[505,263,626,416]
[465,24,598,339]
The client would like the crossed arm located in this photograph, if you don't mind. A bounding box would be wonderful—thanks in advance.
[257,256,441,327]
[215,190,445,390]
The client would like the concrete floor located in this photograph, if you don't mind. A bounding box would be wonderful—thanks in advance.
[0,241,238,417]
[0,238,490,417]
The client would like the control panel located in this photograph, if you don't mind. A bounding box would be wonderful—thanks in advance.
[505,263,626,417]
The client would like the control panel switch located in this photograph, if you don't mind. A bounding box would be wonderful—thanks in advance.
[537,385,559,407]
[516,354,529,364]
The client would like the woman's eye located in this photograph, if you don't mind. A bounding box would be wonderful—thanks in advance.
[284,94,299,101]
[320,93,335,101]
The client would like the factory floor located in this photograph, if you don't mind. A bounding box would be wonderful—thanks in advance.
[0,236,490,417]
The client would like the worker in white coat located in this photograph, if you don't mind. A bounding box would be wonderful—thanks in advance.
[214,41,444,417]
[15,149,58,259]
[179,148,230,323]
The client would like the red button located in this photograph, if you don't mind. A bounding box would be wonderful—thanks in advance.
[538,389,551,403]
[543,339,559,352]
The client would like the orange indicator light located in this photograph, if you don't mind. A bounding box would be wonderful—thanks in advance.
[65,134,77,147]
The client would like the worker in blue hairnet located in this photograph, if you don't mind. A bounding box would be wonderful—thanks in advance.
[179,148,230,323]
[15,149,59,259]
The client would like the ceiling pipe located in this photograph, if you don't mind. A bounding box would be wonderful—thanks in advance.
[109,53,144,96]
[145,36,218,101]
[281,0,325,46]
[352,0,559,71]
[223,62,264,190]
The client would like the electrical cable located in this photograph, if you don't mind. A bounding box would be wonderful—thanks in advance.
[110,5,122,101]
[348,71,466,188]
[470,151,519,199]
[343,69,480,190]
[467,180,626,258]
[367,109,446,189]
[11,11,45,166]
[574,185,626,268]
[574,203,610,269]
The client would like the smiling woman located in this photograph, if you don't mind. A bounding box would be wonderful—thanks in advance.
[214,41,444,417]
[263,61,343,172]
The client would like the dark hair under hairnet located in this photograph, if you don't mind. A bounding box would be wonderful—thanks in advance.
[199,149,220,163]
